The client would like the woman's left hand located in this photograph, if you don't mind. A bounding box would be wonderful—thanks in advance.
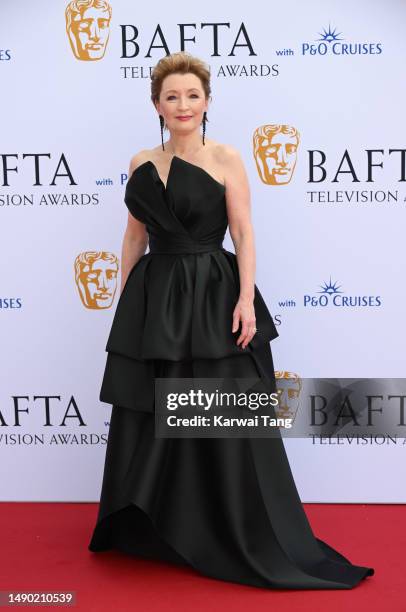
[232,298,256,349]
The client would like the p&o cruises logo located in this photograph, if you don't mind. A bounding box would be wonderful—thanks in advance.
[304,278,382,308]
[302,24,383,57]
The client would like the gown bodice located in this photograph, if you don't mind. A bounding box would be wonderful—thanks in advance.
[125,155,229,255]
[104,155,279,362]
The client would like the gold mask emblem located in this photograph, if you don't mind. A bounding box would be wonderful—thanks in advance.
[74,251,119,309]
[275,371,302,421]
[253,124,300,185]
[65,0,112,61]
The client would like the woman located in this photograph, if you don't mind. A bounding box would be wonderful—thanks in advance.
[88,51,374,589]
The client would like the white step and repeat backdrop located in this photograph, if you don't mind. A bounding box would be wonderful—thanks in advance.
[1,0,405,502]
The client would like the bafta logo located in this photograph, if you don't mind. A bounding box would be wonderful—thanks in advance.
[253,124,300,185]
[65,0,112,61]
[274,371,302,422]
[74,251,119,309]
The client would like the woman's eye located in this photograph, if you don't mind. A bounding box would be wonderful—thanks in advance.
[167,95,199,100]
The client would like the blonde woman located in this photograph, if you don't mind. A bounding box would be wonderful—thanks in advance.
[89,51,374,590]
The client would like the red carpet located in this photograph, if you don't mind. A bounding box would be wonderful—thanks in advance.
[0,503,400,611]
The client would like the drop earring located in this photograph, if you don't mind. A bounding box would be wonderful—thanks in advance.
[159,114,165,151]
[202,111,207,146]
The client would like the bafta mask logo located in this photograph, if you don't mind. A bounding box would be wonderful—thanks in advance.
[253,124,300,185]
[274,371,302,422]
[75,251,119,309]
[65,0,112,61]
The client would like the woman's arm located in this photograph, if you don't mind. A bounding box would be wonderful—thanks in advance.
[222,146,257,350]
[120,154,149,293]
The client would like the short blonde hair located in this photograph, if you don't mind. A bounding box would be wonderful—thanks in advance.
[150,51,211,105]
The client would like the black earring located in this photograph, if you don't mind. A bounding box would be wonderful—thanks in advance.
[159,114,165,151]
[202,111,207,145]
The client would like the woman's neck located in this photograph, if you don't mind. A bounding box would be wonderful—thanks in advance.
[165,133,206,157]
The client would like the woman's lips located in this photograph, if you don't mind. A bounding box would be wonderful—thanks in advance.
[176,116,192,121]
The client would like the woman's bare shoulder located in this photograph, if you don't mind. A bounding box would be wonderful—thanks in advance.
[212,144,246,185]
[218,142,243,160]
[128,148,158,174]
[209,141,243,166]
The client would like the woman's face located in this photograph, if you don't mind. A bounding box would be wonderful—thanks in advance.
[155,72,208,135]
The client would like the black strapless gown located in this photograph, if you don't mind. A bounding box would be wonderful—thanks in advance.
[88,155,374,589]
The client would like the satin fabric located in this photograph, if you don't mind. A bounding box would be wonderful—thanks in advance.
[88,156,374,589]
